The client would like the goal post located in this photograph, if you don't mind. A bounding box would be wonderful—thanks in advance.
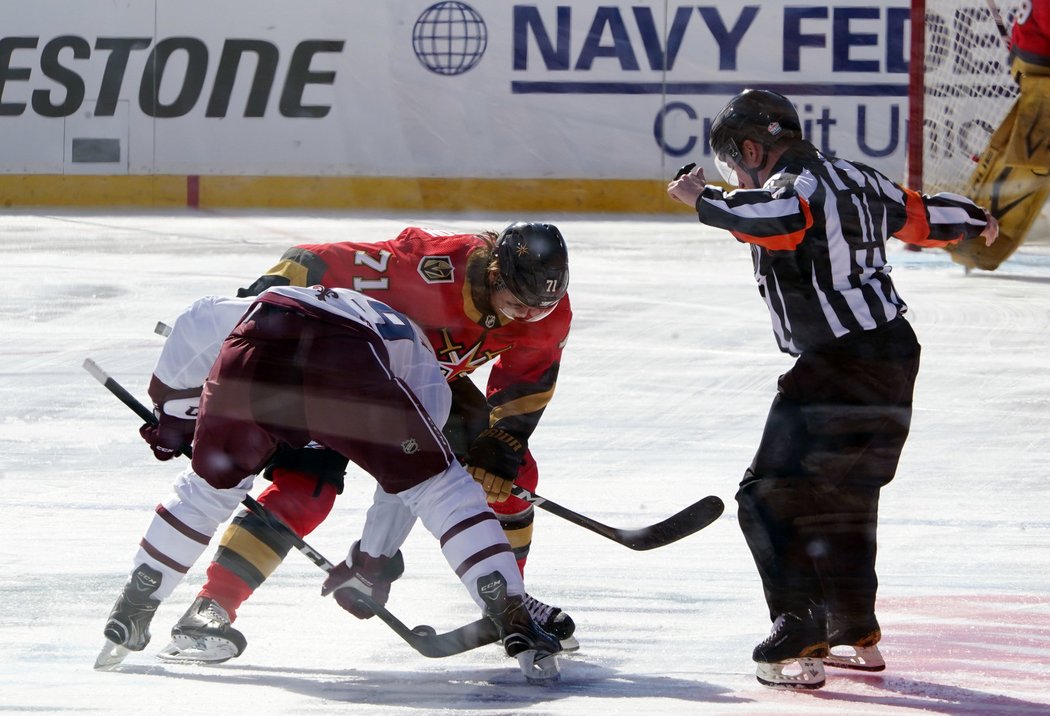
[908,0,1026,196]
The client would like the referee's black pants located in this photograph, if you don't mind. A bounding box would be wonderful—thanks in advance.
[736,318,921,633]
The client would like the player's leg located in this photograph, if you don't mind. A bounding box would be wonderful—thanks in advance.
[736,376,831,689]
[159,315,296,663]
[191,448,346,622]
[948,70,1050,271]
[303,330,561,677]
[445,378,576,646]
[813,327,919,671]
[99,466,253,665]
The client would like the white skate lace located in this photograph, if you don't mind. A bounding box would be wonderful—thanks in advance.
[522,593,557,626]
[200,600,231,628]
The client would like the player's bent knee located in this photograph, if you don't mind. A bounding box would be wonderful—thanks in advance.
[192,450,252,490]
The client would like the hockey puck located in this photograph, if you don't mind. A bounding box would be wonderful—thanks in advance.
[412,625,437,637]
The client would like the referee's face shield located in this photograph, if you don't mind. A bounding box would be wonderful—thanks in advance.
[713,137,743,187]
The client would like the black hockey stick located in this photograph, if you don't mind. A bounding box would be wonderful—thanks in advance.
[233,496,501,658]
[510,486,723,551]
[149,322,725,548]
[82,358,500,658]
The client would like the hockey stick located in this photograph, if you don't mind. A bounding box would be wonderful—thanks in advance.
[149,321,725,548]
[983,0,1010,46]
[82,358,501,658]
[510,486,723,551]
[233,496,501,658]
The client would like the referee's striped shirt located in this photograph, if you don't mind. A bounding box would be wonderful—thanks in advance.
[696,148,990,355]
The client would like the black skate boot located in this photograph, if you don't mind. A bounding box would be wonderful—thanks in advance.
[826,615,885,672]
[479,572,562,683]
[523,593,578,651]
[157,596,247,664]
[753,610,830,690]
[95,564,163,670]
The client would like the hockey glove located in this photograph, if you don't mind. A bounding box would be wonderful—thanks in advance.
[138,410,196,461]
[466,427,526,504]
[140,377,201,461]
[321,541,405,620]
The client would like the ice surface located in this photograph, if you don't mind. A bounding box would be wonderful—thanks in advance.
[2,210,1048,714]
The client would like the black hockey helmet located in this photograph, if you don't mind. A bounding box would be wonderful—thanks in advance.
[709,89,802,167]
[494,222,569,308]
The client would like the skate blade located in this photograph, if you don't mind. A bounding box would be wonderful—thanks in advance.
[94,640,131,671]
[156,636,238,664]
[499,634,580,653]
[559,635,580,652]
[755,657,826,690]
[516,650,561,684]
[824,645,886,672]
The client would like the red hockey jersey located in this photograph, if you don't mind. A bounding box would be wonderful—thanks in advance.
[1012,1,1050,66]
[248,227,572,438]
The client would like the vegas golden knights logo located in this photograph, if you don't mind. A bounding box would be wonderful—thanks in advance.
[417,256,454,283]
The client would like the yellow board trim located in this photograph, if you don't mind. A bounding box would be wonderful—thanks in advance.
[0,174,684,213]
[0,175,187,208]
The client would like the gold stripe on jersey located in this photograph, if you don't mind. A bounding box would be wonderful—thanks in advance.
[261,258,310,287]
[489,386,556,425]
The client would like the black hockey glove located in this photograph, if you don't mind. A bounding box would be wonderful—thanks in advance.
[321,541,405,620]
[465,427,526,504]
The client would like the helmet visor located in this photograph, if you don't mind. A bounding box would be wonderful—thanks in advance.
[492,283,560,322]
[714,155,740,186]
[713,137,742,186]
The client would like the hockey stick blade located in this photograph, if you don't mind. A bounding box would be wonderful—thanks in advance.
[608,495,724,550]
[346,588,500,658]
[512,486,724,551]
[84,358,502,660]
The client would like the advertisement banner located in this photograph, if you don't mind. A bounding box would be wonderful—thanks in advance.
[6,0,995,210]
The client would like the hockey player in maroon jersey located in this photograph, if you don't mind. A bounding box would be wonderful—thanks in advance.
[99,285,562,681]
[667,89,998,689]
[141,222,576,662]
[947,0,1050,271]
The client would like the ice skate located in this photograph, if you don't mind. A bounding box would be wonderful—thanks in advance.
[157,597,246,664]
[752,611,829,690]
[95,564,163,670]
[479,573,562,683]
[523,592,579,651]
[825,619,885,672]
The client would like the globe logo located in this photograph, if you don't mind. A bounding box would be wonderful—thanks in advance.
[412,1,488,76]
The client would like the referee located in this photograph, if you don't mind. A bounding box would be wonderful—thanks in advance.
[667,88,999,690]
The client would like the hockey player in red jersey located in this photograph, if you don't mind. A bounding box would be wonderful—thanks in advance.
[140,222,576,662]
[668,89,997,690]
[98,286,562,681]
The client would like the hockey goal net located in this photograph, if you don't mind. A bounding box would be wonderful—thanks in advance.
[908,0,1024,195]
